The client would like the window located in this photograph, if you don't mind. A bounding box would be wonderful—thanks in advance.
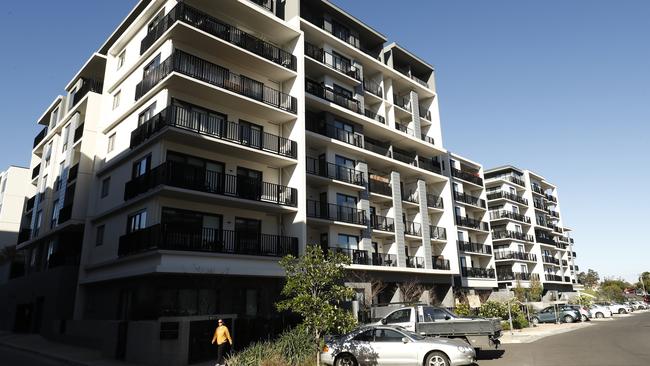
[1,177,6,192]
[117,50,126,70]
[515,224,522,233]
[34,210,43,235]
[352,330,374,342]
[336,193,357,207]
[245,289,258,317]
[50,106,60,129]
[132,155,151,178]
[112,90,121,110]
[62,125,70,152]
[147,10,165,33]
[333,84,353,99]
[422,307,451,322]
[509,187,516,195]
[127,210,147,233]
[143,54,161,78]
[518,244,525,253]
[374,329,404,342]
[385,309,411,324]
[520,264,528,273]
[96,225,105,246]
[101,177,110,198]
[337,234,358,250]
[138,102,157,126]
[107,133,116,153]
[50,200,59,228]
[457,231,465,242]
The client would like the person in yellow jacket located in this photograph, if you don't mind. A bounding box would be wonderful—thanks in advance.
[211,319,232,366]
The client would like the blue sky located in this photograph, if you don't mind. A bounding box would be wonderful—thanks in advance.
[1,1,648,283]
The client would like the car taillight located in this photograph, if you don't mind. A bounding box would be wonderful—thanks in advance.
[322,345,329,353]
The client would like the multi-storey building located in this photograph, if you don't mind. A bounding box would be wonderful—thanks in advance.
[485,166,576,292]
[443,153,497,298]
[0,166,32,283]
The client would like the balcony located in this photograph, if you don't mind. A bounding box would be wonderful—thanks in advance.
[306,119,363,147]
[393,94,411,111]
[306,79,361,113]
[17,229,31,244]
[430,226,447,240]
[395,122,416,138]
[402,191,419,205]
[327,247,369,265]
[406,256,425,269]
[305,42,360,80]
[487,191,528,205]
[562,259,568,266]
[427,194,444,209]
[533,201,546,210]
[392,148,416,166]
[372,253,397,267]
[301,14,380,59]
[545,274,563,282]
[132,103,298,159]
[453,191,486,208]
[306,200,366,225]
[118,223,298,258]
[548,210,560,218]
[248,0,273,12]
[489,210,531,224]
[564,276,571,283]
[492,230,535,242]
[451,168,483,186]
[432,256,451,270]
[462,267,496,279]
[532,185,545,196]
[72,79,103,107]
[495,251,537,262]
[404,221,422,236]
[306,157,364,186]
[124,160,297,207]
[31,164,40,180]
[545,194,557,203]
[458,241,492,255]
[497,271,539,282]
[455,216,489,231]
[487,173,525,187]
[140,3,295,70]
[371,215,394,232]
[555,242,567,250]
[542,256,560,265]
[535,233,556,246]
[363,78,382,98]
[135,50,297,113]
[364,138,391,157]
[420,134,435,145]
[368,177,391,196]
[58,204,73,224]
[364,109,386,124]
[417,157,442,175]
[33,127,47,148]
[67,164,79,183]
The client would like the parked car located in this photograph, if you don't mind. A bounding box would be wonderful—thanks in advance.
[321,325,476,366]
[530,305,581,324]
[562,304,592,321]
[626,301,647,310]
[589,304,613,318]
[597,302,633,315]
[633,301,649,310]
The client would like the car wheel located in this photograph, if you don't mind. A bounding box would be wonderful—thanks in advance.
[581,315,588,322]
[595,312,604,319]
[531,317,540,325]
[618,309,627,314]
[425,351,450,366]
[564,315,574,323]
[335,353,357,366]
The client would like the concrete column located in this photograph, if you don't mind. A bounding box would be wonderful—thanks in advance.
[390,171,407,267]
[410,90,422,138]
[417,180,433,269]
[357,161,372,254]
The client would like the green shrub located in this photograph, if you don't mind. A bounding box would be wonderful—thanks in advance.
[478,301,529,329]
[501,320,511,331]
[454,302,471,317]
[226,327,315,366]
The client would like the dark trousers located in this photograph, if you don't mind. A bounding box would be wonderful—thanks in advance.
[217,343,228,364]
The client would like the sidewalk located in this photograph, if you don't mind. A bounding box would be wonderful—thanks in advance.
[0,331,144,366]
[499,321,592,344]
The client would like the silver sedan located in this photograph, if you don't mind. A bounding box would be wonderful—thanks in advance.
[321,325,475,366]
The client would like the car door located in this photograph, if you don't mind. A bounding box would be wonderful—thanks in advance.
[371,328,417,365]
[349,329,377,366]
[383,308,413,331]
[539,307,553,322]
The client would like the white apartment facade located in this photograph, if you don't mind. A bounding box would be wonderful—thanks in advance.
[485,166,577,292]
[0,166,32,283]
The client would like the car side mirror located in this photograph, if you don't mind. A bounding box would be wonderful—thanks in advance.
[445,315,451,320]
[401,337,410,343]
[381,318,387,325]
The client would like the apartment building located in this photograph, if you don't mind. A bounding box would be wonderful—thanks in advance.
[0,166,32,283]
[485,166,577,292]
[443,153,497,298]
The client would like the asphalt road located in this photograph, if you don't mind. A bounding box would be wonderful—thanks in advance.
[0,345,69,366]
[477,311,650,366]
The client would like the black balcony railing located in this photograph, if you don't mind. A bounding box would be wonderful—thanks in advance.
[327,247,369,265]
[305,79,361,113]
[368,177,391,196]
[305,42,360,80]
[535,233,556,245]
[542,256,560,265]
[545,194,557,203]
[393,94,411,111]
[392,149,416,166]
[372,253,397,267]
[17,228,31,244]
[72,79,103,107]
[427,194,444,209]
[458,241,492,255]
[489,210,531,224]
[419,109,432,121]
[371,215,394,232]
[545,274,563,282]
[432,257,451,270]
[406,256,424,269]
[420,134,435,145]
[33,127,47,148]
[306,118,363,147]
[301,14,380,59]
[131,103,297,158]
[532,184,545,195]
[47,251,81,269]
[455,215,489,231]
[363,78,382,97]
[497,271,539,282]
[417,157,442,174]
[451,167,483,186]
[555,242,567,250]
[124,160,297,206]
[395,122,416,137]
[533,200,546,210]
[140,3,295,70]
[462,267,496,279]
[364,138,391,157]
[58,204,73,224]
[306,157,364,185]
[487,191,528,205]
[401,191,419,204]
[548,210,560,218]
[492,230,535,242]
[430,226,447,240]
[118,223,298,258]
[135,50,297,113]
[403,221,421,236]
[31,164,40,180]
[306,200,366,225]
[495,251,537,262]
[453,191,486,208]
[364,109,386,124]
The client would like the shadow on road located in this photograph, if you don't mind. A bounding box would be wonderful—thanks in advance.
[476,349,506,360]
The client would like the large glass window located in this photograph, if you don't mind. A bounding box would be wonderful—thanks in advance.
[337,234,358,250]
[127,210,147,233]
[132,155,151,178]
[385,309,411,324]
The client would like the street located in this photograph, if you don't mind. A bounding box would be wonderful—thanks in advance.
[0,345,68,366]
[478,311,650,366]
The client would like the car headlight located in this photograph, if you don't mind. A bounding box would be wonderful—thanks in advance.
[457,345,473,354]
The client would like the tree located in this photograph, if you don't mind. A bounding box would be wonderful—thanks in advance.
[276,245,357,366]
[513,280,526,302]
[599,278,630,303]
[636,272,650,293]
[347,270,386,307]
[529,276,543,301]
[398,278,424,303]
[578,269,600,289]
